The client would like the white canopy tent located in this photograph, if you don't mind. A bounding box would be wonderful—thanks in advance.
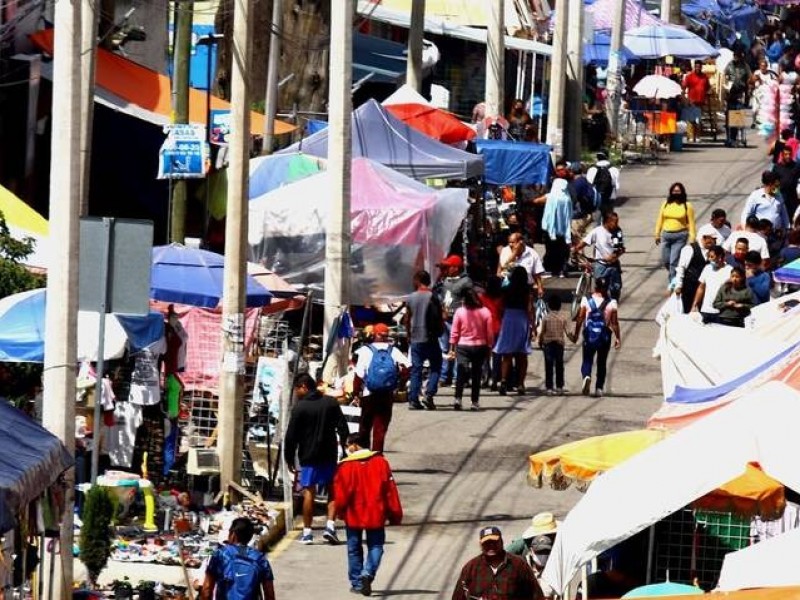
[718,527,800,591]
[542,381,800,596]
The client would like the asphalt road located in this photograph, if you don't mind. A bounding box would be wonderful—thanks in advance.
[268,140,767,599]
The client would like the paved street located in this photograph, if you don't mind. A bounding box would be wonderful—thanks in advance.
[269,140,767,599]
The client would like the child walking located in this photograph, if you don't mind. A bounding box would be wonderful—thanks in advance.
[537,295,570,395]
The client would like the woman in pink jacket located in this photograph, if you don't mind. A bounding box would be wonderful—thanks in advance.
[448,288,495,411]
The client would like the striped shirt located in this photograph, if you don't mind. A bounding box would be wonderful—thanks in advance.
[539,311,569,345]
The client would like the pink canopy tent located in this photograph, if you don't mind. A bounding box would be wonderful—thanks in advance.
[587,0,663,30]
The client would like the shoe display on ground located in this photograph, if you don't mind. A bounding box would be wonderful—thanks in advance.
[582,376,591,396]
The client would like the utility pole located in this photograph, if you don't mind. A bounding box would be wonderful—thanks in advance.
[565,0,585,161]
[218,0,252,495]
[262,0,282,155]
[170,0,193,242]
[323,0,352,367]
[546,0,568,156]
[43,0,83,597]
[485,0,505,117]
[79,0,99,215]
[607,0,627,141]
[660,0,682,24]
[406,0,425,92]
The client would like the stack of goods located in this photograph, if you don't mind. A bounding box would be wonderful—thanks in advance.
[757,80,794,139]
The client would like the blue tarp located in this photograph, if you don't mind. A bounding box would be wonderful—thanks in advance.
[353,32,406,83]
[475,140,552,186]
[0,402,73,533]
[584,30,638,66]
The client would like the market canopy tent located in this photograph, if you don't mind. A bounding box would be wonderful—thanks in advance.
[718,527,800,591]
[382,84,476,145]
[587,0,663,29]
[0,402,73,533]
[0,184,50,269]
[475,139,552,185]
[542,381,800,597]
[0,288,164,363]
[624,24,720,59]
[248,152,326,199]
[248,157,469,304]
[584,31,637,66]
[279,99,484,180]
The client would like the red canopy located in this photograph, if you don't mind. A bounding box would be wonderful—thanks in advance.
[384,103,476,145]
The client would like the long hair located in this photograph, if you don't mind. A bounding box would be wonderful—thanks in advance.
[666,182,687,204]
[462,288,483,309]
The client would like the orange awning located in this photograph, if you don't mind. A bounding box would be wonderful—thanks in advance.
[30,29,294,137]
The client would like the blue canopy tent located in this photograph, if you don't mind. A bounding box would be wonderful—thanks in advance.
[475,140,552,186]
[280,99,484,180]
[353,32,406,83]
[0,402,73,533]
[584,30,637,67]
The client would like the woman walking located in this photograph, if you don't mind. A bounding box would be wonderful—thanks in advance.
[654,182,696,283]
[448,289,494,411]
[541,178,574,278]
[494,266,534,396]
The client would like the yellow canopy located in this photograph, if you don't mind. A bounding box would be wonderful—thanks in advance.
[0,185,48,236]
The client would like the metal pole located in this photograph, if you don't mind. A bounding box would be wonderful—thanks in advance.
[323,0,352,354]
[546,0,568,156]
[406,0,425,92]
[565,0,585,160]
[262,0,282,155]
[90,218,113,483]
[485,0,505,117]
[218,0,252,495]
[170,0,193,243]
[661,0,682,24]
[42,0,83,596]
[607,0,627,141]
[79,0,99,216]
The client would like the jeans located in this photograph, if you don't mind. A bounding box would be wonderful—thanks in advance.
[358,391,393,453]
[455,345,488,404]
[593,262,622,301]
[543,342,565,390]
[408,340,443,404]
[346,527,385,590]
[438,322,456,381]
[581,338,612,391]
[660,230,689,283]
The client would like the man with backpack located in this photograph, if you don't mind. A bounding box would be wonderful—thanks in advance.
[572,278,621,398]
[201,517,276,600]
[354,323,409,453]
[586,151,620,215]
[404,270,444,411]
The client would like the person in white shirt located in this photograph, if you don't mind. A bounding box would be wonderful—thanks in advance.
[574,211,626,301]
[497,232,545,296]
[586,151,621,212]
[739,171,789,232]
[710,208,732,244]
[674,225,719,313]
[722,215,770,262]
[691,245,733,324]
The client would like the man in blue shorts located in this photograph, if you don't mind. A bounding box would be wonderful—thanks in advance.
[284,373,348,545]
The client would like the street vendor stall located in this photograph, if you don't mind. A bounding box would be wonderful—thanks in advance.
[474,139,551,186]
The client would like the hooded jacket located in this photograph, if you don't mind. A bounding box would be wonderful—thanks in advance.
[333,449,403,529]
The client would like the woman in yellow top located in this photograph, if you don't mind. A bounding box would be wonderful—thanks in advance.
[654,182,696,283]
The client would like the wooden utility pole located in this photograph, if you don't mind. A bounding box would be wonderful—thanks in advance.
[406,0,425,92]
[485,0,505,117]
[565,0,585,160]
[218,0,252,493]
[43,0,83,597]
[323,0,352,363]
[546,0,568,156]
[79,0,99,215]
[262,0,282,155]
[170,0,193,242]
[660,0,682,24]
[607,0,627,140]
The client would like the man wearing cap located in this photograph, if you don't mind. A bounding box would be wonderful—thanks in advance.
[674,224,718,313]
[506,513,559,598]
[453,526,543,600]
[434,255,474,386]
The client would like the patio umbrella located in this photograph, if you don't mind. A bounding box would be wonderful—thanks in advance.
[248,152,326,199]
[151,243,272,309]
[624,24,720,59]
[633,75,684,99]
[0,288,164,362]
[622,582,704,597]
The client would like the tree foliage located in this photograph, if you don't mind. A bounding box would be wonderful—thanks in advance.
[0,211,45,299]
[79,486,115,587]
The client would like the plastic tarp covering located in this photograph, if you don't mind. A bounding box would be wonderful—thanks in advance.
[279,99,484,180]
[475,140,552,185]
[353,32,406,83]
[542,381,800,597]
[724,0,765,37]
[586,0,663,30]
[0,402,73,533]
[718,527,800,591]
[248,157,469,304]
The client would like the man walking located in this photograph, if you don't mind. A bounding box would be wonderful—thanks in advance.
[568,163,598,268]
[586,151,620,215]
[453,526,543,600]
[284,373,348,545]
[404,270,444,410]
[333,434,403,596]
[740,171,789,236]
[353,323,409,453]
[434,255,474,385]
[574,211,626,301]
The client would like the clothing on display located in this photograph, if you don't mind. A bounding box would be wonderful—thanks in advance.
[105,401,143,469]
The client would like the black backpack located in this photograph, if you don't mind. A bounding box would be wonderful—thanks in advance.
[425,294,445,340]
[593,165,614,203]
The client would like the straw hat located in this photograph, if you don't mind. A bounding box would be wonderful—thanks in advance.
[522,512,560,539]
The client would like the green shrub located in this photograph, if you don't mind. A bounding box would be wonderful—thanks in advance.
[79,486,114,587]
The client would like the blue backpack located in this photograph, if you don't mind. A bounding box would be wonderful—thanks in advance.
[584,297,611,347]
[220,544,262,600]
[365,344,399,392]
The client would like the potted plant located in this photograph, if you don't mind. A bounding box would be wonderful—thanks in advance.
[137,580,157,600]
[111,578,133,600]
[79,486,114,588]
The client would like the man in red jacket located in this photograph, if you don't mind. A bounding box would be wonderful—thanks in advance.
[333,434,403,596]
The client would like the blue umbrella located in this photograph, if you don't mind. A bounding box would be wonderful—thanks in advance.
[624,24,720,59]
[151,243,272,309]
[248,152,325,199]
[584,30,638,66]
[622,582,705,597]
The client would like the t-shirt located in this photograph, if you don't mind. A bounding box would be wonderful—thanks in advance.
[498,245,545,284]
[407,289,433,344]
[105,401,143,468]
[683,71,710,105]
[698,264,733,314]
[583,226,622,262]
[354,343,409,396]
[722,231,770,261]
[579,293,618,322]
[128,348,162,406]
[206,544,274,599]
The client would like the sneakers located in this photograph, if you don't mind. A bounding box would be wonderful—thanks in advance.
[546,389,556,396]
[470,401,480,412]
[300,533,313,545]
[595,388,604,398]
[453,399,462,411]
[408,401,424,410]
[423,396,437,410]
[581,376,591,396]
[498,383,507,396]
[323,526,340,545]
[360,575,373,596]
[516,385,526,396]
[557,388,566,396]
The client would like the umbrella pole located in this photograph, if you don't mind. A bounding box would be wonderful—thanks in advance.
[646,523,655,584]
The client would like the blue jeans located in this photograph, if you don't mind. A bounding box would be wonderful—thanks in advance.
[346,527,385,590]
[408,340,443,403]
[438,322,456,381]
[543,342,565,390]
[581,338,612,391]
[660,230,688,283]
[593,262,622,301]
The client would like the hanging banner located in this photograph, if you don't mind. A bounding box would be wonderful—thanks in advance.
[210,109,231,145]
[157,123,207,179]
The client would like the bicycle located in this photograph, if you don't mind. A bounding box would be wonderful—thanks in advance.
[571,253,595,320]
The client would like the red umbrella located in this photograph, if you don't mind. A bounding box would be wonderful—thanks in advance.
[384,102,476,145]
